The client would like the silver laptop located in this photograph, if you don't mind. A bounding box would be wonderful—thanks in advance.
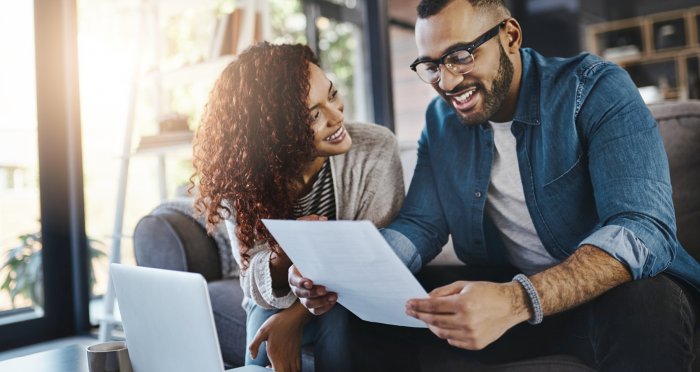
[110,264,265,372]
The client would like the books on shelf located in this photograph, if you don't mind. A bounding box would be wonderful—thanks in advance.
[208,7,264,60]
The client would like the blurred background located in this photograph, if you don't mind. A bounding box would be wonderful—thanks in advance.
[0,0,698,351]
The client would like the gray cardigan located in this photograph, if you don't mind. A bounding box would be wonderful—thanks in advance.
[225,122,405,309]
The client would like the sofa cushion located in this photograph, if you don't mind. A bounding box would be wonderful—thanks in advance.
[208,279,247,367]
[134,207,223,282]
[649,101,700,261]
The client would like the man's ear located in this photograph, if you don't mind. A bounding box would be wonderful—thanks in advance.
[503,18,522,51]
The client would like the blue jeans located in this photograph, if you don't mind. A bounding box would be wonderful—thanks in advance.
[245,302,351,372]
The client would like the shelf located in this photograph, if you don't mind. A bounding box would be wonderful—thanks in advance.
[133,131,193,156]
[652,17,687,51]
[586,6,700,101]
[144,54,236,88]
[596,26,645,58]
[688,55,700,99]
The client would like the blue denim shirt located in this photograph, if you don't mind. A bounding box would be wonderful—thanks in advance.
[384,48,700,294]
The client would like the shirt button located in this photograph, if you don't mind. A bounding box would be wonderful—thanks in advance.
[485,142,492,148]
[475,191,482,198]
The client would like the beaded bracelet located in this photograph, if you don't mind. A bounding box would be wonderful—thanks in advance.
[512,274,543,325]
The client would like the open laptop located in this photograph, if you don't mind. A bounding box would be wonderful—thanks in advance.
[110,263,266,372]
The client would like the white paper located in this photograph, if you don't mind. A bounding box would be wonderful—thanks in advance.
[262,219,428,328]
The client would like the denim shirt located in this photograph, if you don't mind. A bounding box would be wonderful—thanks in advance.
[384,48,700,294]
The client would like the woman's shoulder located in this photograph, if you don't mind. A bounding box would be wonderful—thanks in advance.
[345,122,396,149]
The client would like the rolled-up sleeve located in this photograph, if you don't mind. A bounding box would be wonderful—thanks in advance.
[579,225,655,279]
[381,228,423,273]
[577,64,679,279]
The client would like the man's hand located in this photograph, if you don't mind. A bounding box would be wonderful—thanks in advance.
[288,265,337,315]
[248,302,311,372]
[406,280,530,350]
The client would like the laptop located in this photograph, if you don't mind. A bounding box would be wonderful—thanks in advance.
[110,263,266,372]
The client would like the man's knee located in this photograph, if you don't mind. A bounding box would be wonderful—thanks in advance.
[586,274,697,370]
[591,274,694,329]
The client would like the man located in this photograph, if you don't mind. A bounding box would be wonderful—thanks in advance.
[290,0,700,370]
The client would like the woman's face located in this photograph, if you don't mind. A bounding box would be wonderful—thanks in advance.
[306,63,352,157]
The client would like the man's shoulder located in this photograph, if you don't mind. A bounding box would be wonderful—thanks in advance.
[524,48,622,86]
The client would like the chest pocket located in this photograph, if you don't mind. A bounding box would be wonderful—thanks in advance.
[543,152,585,189]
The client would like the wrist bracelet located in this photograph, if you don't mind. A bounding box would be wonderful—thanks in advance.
[512,274,543,325]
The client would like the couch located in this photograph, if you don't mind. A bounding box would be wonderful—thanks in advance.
[133,100,700,371]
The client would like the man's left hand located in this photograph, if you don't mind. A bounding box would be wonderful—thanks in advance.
[406,280,530,350]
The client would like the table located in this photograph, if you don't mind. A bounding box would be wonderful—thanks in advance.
[0,344,269,371]
[0,344,88,372]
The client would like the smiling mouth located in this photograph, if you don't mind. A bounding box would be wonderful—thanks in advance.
[446,86,478,111]
[324,126,346,142]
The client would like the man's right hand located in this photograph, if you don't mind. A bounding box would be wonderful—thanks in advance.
[288,265,337,315]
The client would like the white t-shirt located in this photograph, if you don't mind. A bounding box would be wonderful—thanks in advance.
[485,121,560,275]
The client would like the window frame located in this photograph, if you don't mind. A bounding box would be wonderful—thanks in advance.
[0,0,90,350]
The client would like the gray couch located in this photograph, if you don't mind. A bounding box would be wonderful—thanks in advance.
[133,100,700,371]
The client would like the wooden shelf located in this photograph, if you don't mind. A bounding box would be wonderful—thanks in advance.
[586,6,700,101]
[144,54,236,88]
[133,131,193,156]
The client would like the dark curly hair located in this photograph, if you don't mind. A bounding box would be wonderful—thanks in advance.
[192,42,320,269]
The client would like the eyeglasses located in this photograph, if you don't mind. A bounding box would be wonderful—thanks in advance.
[410,20,507,84]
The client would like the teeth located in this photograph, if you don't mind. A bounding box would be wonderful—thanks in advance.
[325,126,344,141]
[453,89,475,103]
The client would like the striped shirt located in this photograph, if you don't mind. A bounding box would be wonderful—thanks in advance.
[292,159,336,220]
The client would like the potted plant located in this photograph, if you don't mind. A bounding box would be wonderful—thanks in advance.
[0,231,106,309]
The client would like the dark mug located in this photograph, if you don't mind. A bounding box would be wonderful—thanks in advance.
[86,341,132,372]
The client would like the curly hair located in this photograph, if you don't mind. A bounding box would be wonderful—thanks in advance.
[192,42,320,269]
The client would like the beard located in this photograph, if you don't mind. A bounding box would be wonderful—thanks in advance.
[448,42,514,126]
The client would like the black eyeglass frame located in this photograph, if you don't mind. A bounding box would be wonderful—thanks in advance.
[409,20,508,82]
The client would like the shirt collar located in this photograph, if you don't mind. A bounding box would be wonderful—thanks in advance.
[511,48,541,126]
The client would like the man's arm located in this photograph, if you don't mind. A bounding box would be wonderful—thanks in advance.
[532,244,631,315]
[406,244,631,350]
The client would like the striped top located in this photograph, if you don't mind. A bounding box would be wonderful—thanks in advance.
[292,159,336,220]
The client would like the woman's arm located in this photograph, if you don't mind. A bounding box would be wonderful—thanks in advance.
[248,300,314,372]
[225,220,297,309]
[269,248,292,291]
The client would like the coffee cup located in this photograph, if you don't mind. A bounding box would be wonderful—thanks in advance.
[86,341,132,372]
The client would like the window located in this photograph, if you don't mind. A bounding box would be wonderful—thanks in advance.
[0,1,43,324]
[387,3,436,144]
[0,0,90,350]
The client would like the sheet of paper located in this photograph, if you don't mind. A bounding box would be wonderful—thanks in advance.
[262,219,428,328]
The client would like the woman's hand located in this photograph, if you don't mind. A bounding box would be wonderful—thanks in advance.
[248,302,312,372]
[288,265,337,315]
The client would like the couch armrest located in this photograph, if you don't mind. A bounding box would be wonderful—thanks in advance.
[649,101,700,261]
[133,207,223,282]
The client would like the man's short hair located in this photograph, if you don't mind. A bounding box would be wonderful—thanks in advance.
[417,0,509,19]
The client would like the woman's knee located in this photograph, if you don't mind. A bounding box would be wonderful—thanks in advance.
[314,305,351,339]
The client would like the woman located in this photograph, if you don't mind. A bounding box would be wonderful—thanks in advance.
[192,42,404,372]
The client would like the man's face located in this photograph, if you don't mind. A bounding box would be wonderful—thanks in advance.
[415,1,514,125]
